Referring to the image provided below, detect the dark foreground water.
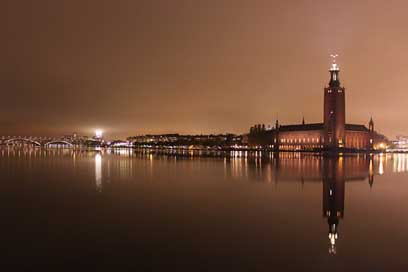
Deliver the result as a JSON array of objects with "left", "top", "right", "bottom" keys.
[{"left": 1, "top": 148, "right": 408, "bottom": 271}]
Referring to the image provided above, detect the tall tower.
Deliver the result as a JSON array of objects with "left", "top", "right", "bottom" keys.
[{"left": 324, "top": 55, "right": 345, "bottom": 149}]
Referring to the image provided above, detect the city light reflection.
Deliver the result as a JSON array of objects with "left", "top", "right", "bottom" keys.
[
  {"left": 393, "top": 153, "right": 408, "bottom": 173},
  {"left": 378, "top": 154, "right": 384, "bottom": 175},
  {"left": 95, "top": 153, "right": 102, "bottom": 192}
]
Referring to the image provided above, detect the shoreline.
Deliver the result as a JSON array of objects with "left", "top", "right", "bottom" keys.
[{"left": 1, "top": 144, "right": 405, "bottom": 154}]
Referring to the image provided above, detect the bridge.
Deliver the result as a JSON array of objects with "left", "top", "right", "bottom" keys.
[{"left": 0, "top": 136, "right": 75, "bottom": 147}]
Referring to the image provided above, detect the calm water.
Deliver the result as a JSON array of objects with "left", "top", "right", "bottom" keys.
[{"left": 1, "top": 148, "right": 408, "bottom": 271}]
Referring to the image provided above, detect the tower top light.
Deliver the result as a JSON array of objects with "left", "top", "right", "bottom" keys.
[
  {"left": 328, "top": 54, "right": 341, "bottom": 87},
  {"left": 330, "top": 54, "right": 339, "bottom": 71}
]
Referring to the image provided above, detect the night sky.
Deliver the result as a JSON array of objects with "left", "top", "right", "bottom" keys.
[{"left": 1, "top": 0, "right": 407, "bottom": 139}]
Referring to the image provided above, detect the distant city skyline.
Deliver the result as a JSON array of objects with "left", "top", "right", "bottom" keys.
[{"left": 1, "top": 0, "right": 407, "bottom": 139}]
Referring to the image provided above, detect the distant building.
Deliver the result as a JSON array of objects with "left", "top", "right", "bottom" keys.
[
  {"left": 249, "top": 60, "right": 386, "bottom": 151},
  {"left": 392, "top": 135, "right": 408, "bottom": 150},
  {"left": 128, "top": 134, "right": 180, "bottom": 144},
  {"left": 127, "top": 133, "right": 242, "bottom": 147}
]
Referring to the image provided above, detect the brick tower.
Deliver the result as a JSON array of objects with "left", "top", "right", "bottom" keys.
[{"left": 324, "top": 55, "right": 345, "bottom": 150}]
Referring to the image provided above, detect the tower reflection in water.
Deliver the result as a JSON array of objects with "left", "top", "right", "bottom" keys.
[
  {"left": 322, "top": 158, "right": 345, "bottom": 255},
  {"left": 244, "top": 153, "right": 377, "bottom": 255},
  {"left": 86, "top": 149, "right": 393, "bottom": 255},
  {"left": 322, "top": 156, "right": 378, "bottom": 254}
]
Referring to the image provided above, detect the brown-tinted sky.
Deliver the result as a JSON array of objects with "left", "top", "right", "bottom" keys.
[{"left": 1, "top": 0, "right": 407, "bottom": 139}]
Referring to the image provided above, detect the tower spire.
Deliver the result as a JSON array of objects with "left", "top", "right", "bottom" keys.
[{"left": 369, "top": 117, "right": 374, "bottom": 132}]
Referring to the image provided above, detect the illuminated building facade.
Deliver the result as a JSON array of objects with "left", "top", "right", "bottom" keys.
[
  {"left": 249, "top": 59, "right": 382, "bottom": 151},
  {"left": 391, "top": 135, "right": 408, "bottom": 151}
]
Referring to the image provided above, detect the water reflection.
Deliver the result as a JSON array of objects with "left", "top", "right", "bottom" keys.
[
  {"left": 221, "top": 153, "right": 383, "bottom": 254},
  {"left": 115, "top": 151, "right": 380, "bottom": 254},
  {"left": 322, "top": 158, "right": 345, "bottom": 254},
  {"left": 0, "top": 147, "right": 408, "bottom": 271},
  {"left": 87, "top": 150, "right": 383, "bottom": 254},
  {"left": 3, "top": 147, "right": 408, "bottom": 261},
  {"left": 95, "top": 153, "right": 102, "bottom": 192},
  {"left": 393, "top": 153, "right": 408, "bottom": 173},
  {"left": 262, "top": 154, "right": 381, "bottom": 254}
]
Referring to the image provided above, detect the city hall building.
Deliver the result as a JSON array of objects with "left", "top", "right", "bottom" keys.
[{"left": 249, "top": 61, "right": 382, "bottom": 151}]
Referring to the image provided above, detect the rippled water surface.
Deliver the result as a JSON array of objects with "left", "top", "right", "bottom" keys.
[{"left": 1, "top": 148, "right": 408, "bottom": 271}]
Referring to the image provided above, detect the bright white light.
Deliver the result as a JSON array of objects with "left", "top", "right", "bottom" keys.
[
  {"left": 95, "top": 129, "right": 103, "bottom": 138},
  {"left": 330, "top": 63, "right": 339, "bottom": 71},
  {"left": 330, "top": 54, "right": 339, "bottom": 71}
]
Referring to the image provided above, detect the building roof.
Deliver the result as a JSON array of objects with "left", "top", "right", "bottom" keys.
[
  {"left": 277, "top": 123, "right": 369, "bottom": 132},
  {"left": 279, "top": 123, "right": 324, "bottom": 132},
  {"left": 345, "top": 124, "right": 369, "bottom": 132}
]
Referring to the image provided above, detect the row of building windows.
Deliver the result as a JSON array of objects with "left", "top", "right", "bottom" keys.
[
  {"left": 280, "top": 145, "right": 323, "bottom": 151},
  {"left": 278, "top": 137, "right": 371, "bottom": 148},
  {"left": 280, "top": 138, "right": 321, "bottom": 144}
]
